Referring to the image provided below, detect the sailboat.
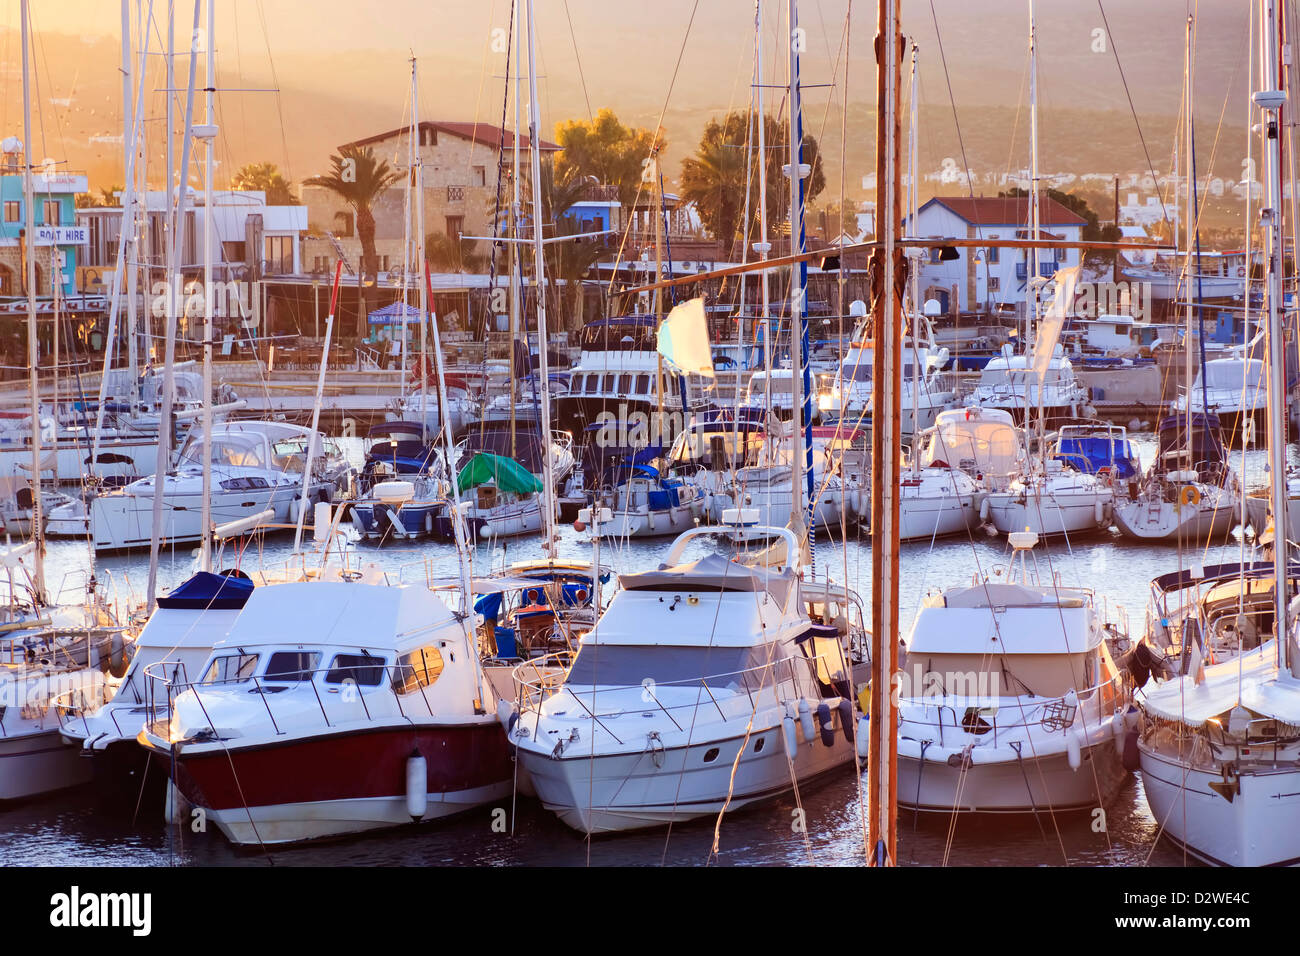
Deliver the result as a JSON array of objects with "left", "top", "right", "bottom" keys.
[
  {"left": 1, "top": 0, "right": 131, "bottom": 801},
  {"left": 1135, "top": 3, "right": 1300, "bottom": 866}
]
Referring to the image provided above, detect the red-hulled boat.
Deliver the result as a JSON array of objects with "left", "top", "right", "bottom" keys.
[{"left": 139, "top": 580, "right": 511, "bottom": 846}]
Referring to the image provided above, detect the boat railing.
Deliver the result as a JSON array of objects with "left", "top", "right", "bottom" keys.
[
  {"left": 512, "top": 650, "right": 843, "bottom": 728},
  {"left": 141, "top": 656, "right": 459, "bottom": 743},
  {"left": 900, "top": 673, "right": 1125, "bottom": 748}
]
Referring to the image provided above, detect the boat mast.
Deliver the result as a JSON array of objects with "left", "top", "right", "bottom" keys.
[
  {"left": 198, "top": 0, "right": 215, "bottom": 572},
  {"left": 868, "top": 0, "right": 902, "bottom": 867},
  {"left": 1258, "top": 0, "right": 1292, "bottom": 674},
  {"left": 145, "top": 0, "right": 201, "bottom": 613},
  {"left": 510, "top": 3, "right": 522, "bottom": 460},
  {"left": 399, "top": 60, "right": 414, "bottom": 400},
  {"left": 1029, "top": 0, "right": 1044, "bottom": 442},
  {"left": 908, "top": 41, "right": 921, "bottom": 469},
  {"left": 524, "top": 0, "right": 558, "bottom": 557},
  {"left": 1184, "top": 15, "right": 1195, "bottom": 453},
  {"left": 756, "top": 0, "right": 773, "bottom": 421},
  {"left": 19, "top": 0, "right": 45, "bottom": 604},
  {"left": 786, "top": 0, "right": 814, "bottom": 545},
  {"left": 414, "top": 60, "right": 429, "bottom": 446}
]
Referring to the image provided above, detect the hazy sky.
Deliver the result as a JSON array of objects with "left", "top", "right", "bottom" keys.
[{"left": 0, "top": 1, "right": 1257, "bottom": 197}]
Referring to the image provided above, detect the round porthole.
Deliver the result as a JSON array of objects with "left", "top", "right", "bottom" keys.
[
  {"left": 703, "top": 747, "right": 720, "bottom": 763},
  {"left": 754, "top": 737, "right": 765, "bottom": 753}
]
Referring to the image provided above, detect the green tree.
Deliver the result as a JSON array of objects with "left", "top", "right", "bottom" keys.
[
  {"left": 999, "top": 187, "right": 1121, "bottom": 270},
  {"left": 231, "top": 162, "right": 298, "bottom": 205},
  {"left": 425, "top": 233, "right": 487, "bottom": 274},
  {"left": 304, "top": 146, "right": 401, "bottom": 339},
  {"left": 554, "top": 108, "right": 664, "bottom": 211},
  {"left": 75, "top": 185, "right": 123, "bottom": 208},
  {"left": 680, "top": 112, "right": 826, "bottom": 259}
]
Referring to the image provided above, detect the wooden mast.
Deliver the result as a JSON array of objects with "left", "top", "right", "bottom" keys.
[{"left": 867, "top": 0, "right": 902, "bottom": 868}]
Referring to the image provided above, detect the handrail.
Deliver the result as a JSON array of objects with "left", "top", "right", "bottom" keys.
[
  {"left": 139, "top": 656, "right": 444, "bottom": 744},
  {"left": 899, "top": 674, "right": 1124, "bottom": 738}
]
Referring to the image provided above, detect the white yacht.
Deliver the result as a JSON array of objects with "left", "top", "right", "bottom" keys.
[
  {"left": 49, "top": 421, "right": 348, "bottom": 552},
  {"left": 968, "top": 345, "right": 1092, "bottom": 428},
  {"left": 137, "top": 580, "right": 513, "bottom": 846},
  {"left": 821, "top": 313, "right": 956, "bottom": 437},
  {"left": 510, "top": 524, "right": 866, "bottom": 834},
  {"left": 897, "top": 531, "right": 1131, "bottom": 813}
]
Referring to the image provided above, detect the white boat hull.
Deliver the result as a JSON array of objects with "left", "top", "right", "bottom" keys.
[
  {"left": 519, "top": 721, "right": 854, "bottom": 834},
  {"left": 1139, "top": 745, "right": 1300, "bottom": 866},
  {"left": 1113, "top": 493, "right": 1240, "bottom": 542},
  {"left": 88, "top": 485, "right": 301, "bottom": 551},
  {"left": 986, "top": 490, "right": 1110, "bottom": 537},
  {"left": 898, "top": 736, "right": 1127, "bottom": 813},
  {"left": 0, "top": 727, "right": 91, "bottom": 801}
]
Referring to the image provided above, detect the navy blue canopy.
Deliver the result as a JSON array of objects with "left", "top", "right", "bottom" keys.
[{"left": 157, "top": 571, "right": 254, "bottom": 610}]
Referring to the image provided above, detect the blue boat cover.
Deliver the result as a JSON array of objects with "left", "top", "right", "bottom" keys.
[
  {"left": 157, "top": 571, "right": 255, "bottom": 610},
  {"left": 1055, "top": 434, "right": 1140, "bottom": 479}
]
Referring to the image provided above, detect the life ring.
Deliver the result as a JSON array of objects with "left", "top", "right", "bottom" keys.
[
  {"left": 525, "top": 587, "right": 542, "bottom": 605},
  {"left": 1179, "top": 484, "right": 1201, "bottom": 508},
  {"left": 1237, "top": 265, "right": 1247, "bottom": 277}
]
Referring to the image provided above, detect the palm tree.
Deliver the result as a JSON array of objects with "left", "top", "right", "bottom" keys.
[
  {"left": 425, "top": 232, "right": 488, "bottom": 274},
  {"left": 231, "top": 161, "right": 298, "bottom": 205},
  {"left": 75, "top": 185, "right": 123, "bottom": 208},
  {"left": 304, "top": 145, "right": 401, "bottom": 340},
  {"left": 680, "top": 112, "right": 826, "bottom": 259}
]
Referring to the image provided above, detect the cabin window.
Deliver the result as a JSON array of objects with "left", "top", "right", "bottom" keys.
[
  {"left": 703, "top": 747, "right": 720, "bottom": 763},
  {"left": 264, "top": 651, "right": 321, "bottom": 683},
  {"left": 618, "top": 374, "right": 632, "bottom": 393},
  {"left": 753, "top": 737, "right": 765, "bottom": 753},
  {"left": 602, "top": 374, "right": 615, "bottom": 391},
  {"left": 325, "top": 653, "right": 387, "bottom": 688},
  {"left": 392, "top": 645, "right": 445, "bottom": 694},
  {"left": 635, "top": 373, "right": 650, "bottom": 394},
  {"left": 201, "top": 653, "right": 260, "bottom": 685}
]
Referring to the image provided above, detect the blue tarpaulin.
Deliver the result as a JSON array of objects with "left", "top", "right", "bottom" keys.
[{"left": 157, "top": 571, "right": 254, "bottom": 610}]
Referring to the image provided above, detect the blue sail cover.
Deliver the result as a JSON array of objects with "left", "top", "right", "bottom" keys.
[
  {"left": 1055, "top": 434, "right": 1140, "bottom": 479},
  {"left": 157, "top": 571, "right": 255, "bottom": 610}
]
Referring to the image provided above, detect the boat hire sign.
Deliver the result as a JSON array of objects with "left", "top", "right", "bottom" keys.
[{"left": 31, "top": 225, "right": 88, "bottom": 246}]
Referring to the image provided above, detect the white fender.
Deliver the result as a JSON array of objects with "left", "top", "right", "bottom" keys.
[
  {"left": 1094, "top": 499, "right": 1104, "bottom": 525},
  {"left": 1112, "top": 714, "right": 1126, "bottom": 755},
  {"left": 856, "top": 716, "right": 871, "bottom": 758},
  {"left": 979, "top": 497, "right": 990, "bottom": 523},
  {"left": 406, "top": 753, "right": 428, "bottom": 820},
  {"left": 312, "top": 501, "right": 332, "bottom": 543},
  {"left": 782, "top": 715, "right": 798, "bottom": 755},
  {"left": 1066, "top": 731, "right": 1082, "bottom": 771},
  {"left": 798, "top": 698, "right": 814, "bottom": 742}
]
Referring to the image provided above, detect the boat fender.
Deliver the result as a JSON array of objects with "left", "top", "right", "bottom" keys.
[
  {"left": 109, "top": 629, "right": 127, "bottom": 678},
  {"left": 838, "top": 698, "right": 854, "bottom": 743},
  {"left": 495, "top": 697, "right": 517, "bottom": 733},
  {"left": 856, "top": 715, "right": 870, "bottom": 758},
  {"left": 406, "top": 752, "right": 429, "bottom": 820},
  {"left": 425, "top": 511, "right": 434, "bottom": 535},
  {"left": 979, "top": 497, "right": 990, "bottom": 523},
  {"left": 1121, "top": 728, "right": 1141, "bottom": 772},
  {"left": 1124, "top": 704, "right": 1141, "bottom": 732},
  {"left": 1094, "top": 500, "right": 1104, "bottom": 526},
  {"left": 1112, "top": 714, "right": 1126, "bottom": 755},
  {"left": 817, "top": 702, "right": 835, "bottom": 747},
  {"left": 1066, "top": 731, "right": 1082, "bottom": 771},
  {"left": 798, "top": 698, "right": 814, "bottom": 742},
  {"left": 782, "top": 715, "right": 798, "bottom": 755}
]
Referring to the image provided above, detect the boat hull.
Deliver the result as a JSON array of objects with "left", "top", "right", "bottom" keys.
[
  {"left": 986, "top": 490, "right": 1110, "bottom": 537},
  {"left": 162, "top": 722, "right": 513, "bottom": 846},
  {"left": 0, "top": 728, "right": 91, "bottom": 801},
  {"left": 1139, "top": 744, "right": 1300, "bottom": 866},
  {"left": 518, "top": 721, "right": 855, "bottom": 834},
  {"left": 898, "top": 738, "right": 1127, "bottom": 813},
  {"left": 1112, "top": 494, "right": 1239, "bottom": 542}
]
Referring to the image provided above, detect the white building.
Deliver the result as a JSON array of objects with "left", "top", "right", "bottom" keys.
[{"left": 904, "top": 195, "right": 1086, "bottom": 314}]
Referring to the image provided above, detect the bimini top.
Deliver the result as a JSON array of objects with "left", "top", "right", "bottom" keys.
[
  {"left": 157, "top": 571, "right": 254, "bottom": 610},
  {"left": 619, "top": 552, "right": 794, "bottom": 604}
]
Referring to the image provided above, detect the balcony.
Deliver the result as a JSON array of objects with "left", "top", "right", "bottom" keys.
[{"left": 446, "top": 186, "right": 465, "bottom": 203}]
